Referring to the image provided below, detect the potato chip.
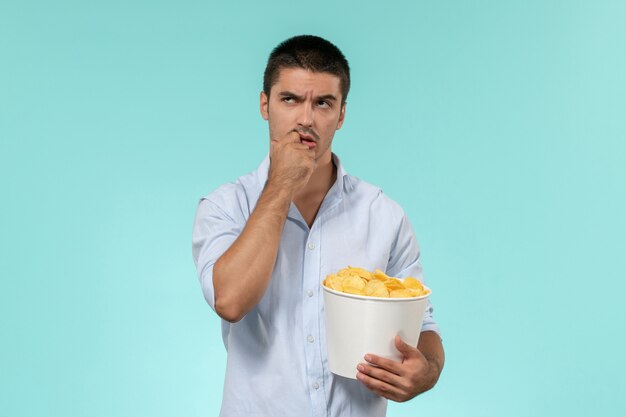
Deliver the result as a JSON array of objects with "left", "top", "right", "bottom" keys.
[
  {"left": 363, "top": 280, "right": 389, "bottom": 298},
  {"left": 389, "top": 289, "right": 414, "bottom": 298},
  {"left": 383, "top": 278, "right": 405, "bottom": 291},
  {"left": 342, "top": 274, "right": 366, "bottom": 295},
  {"left": 406, "top": 288, "right": 423, "bottom": 297},
  {"left": 337, "top": 268, "right": 351, "bottom": 277},
  {"left": 324, "top": 274, "right": 344, "bottom": 291},
  {"left": 373, "top": 269, "right": 392, "bottom": 281},
  {"left": 346, "top": 266, "right": 374, "bottom": 281},
  {"left": 402, "top": 277, "right": 424, "bottom": 291}
]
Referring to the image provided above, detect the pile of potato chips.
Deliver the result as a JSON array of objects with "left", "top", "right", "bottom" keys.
[{"left": 323, "top": 266, "right": 429, "bottom": 298}]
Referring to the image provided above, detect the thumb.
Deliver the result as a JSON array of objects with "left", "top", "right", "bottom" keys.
[{"left": 395, "top": 335, "right": 417, "bottom": 357}]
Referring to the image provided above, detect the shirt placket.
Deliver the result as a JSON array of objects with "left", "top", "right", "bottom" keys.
[{"left": 302, "top": 224, "right": 326, "bottom": 417}]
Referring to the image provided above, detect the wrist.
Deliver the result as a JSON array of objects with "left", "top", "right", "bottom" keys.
[
  {"left": 265, "top": 177, "right": 297, "bottom": 198},
  {"left": 261, "top": 179, "right": 296, "bottom": 212}
]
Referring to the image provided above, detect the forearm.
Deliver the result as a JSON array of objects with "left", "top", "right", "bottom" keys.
[
  {"left": 417, "top": 331, "right": 445, "bottom": 390},
  {"left": 213, "top": 181, "right": 293, "bottom": 322}
]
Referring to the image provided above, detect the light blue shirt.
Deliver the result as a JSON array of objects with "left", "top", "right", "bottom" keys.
[{"left": 192, "top": 154, "right": 440, "bottom": 417}]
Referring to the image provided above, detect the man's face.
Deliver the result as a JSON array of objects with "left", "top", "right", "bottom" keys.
[{"left": 260, "top": 67, "right": 346, "bottom": 164}]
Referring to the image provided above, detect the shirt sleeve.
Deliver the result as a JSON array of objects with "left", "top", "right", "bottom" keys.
[
  {"left": 386, "top": 213, "right": 441, "bottom": 337},
  {"left": 192, "top": 197, "right": 244, "bottom": 311}
]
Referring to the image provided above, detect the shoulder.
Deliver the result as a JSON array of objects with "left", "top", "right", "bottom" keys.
[{"left": 198, "top": 169, "right": 262, "bottom": 222}]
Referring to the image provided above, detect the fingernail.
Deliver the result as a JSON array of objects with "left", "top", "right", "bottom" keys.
[
  {"left": 357, "top": 364, "right": 364, "bottom": 371},
  {"left": 364, "top": 355, "right": 371, "bottom": 362}
]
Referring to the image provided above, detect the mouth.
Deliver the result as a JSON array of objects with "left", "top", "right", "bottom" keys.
[
  {"left": 296, "top": 129, "right": 318, "bottom": 149},
  {"left": 299, "top": 136, "right": 317, "bottom": 149}
]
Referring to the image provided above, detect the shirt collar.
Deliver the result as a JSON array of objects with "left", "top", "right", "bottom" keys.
[{"left": 256, "top": 152, "right": 348, "bottom": 199}]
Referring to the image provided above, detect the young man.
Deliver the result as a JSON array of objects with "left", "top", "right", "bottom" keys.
[{"left": 192, "top": 35, "right": 444, "bottom": 416}]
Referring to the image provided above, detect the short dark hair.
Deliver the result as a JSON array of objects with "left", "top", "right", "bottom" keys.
[{"left": 263, "top": 35, "right": 351, "bottom": 105}]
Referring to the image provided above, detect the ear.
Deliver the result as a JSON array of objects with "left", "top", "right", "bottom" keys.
[
  {"left": 260, "top": 91, "right": 269, "bottom": 120},
  {"left": 336, "top": 102, "right": 347, "bottom": 130}
]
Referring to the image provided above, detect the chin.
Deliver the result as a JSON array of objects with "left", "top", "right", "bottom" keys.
[{"left": 315, "top": 149, "right": 332, "bottom": 162}]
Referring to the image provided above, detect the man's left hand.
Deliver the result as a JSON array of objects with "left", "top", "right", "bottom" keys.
[{"left": 356, "top": 334, "right": 441, "bottom": 402}]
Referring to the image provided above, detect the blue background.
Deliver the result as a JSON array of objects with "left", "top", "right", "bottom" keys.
[{"left": 1, "top": 1, "right": 625, "bottom": 416}]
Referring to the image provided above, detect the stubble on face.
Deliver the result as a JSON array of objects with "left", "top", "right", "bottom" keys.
[
  {"left": 293, "top": 126, "right": 320, "bottom": 141},
  {"left": 262, "top": 69, "right": 345, "bottom": 164}
]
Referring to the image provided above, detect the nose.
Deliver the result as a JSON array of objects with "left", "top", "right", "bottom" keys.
[{"left": 297, "top": 102, "right": 314, "bottom": 128}]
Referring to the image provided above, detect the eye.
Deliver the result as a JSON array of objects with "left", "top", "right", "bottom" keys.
[
  {"left": 282, "top": 97, "right": 296, "bottom": 104},
  {"left": 317, "top": 100, "right": 331, "bottom": 108}
]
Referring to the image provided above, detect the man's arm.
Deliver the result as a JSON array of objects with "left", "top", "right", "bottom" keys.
[
  {"left": 356, "top": 331, "right": 444, "bottom": 402},
  {"left": 212, "top": 131, "right": 315, "bottom": 322},
  {"left": 417, "top": 331, "right": 445, "bottom": 388}
]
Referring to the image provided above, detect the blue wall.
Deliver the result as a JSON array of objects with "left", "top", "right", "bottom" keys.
[{"left": 1, "top": 1, "right": 625, "bottom": 416}]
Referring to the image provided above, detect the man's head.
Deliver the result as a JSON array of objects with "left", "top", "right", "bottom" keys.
[
  {"left": 263, "top": 35, "right": 350, "bottom": 106},
  {"left": 260, "top": 36, "right": 350, "bottom": 164}
]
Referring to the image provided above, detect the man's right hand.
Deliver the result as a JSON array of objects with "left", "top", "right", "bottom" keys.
[
  {"left": 213, "top": 130, "right": 313, "bottom": 323},
  {"left": 268, "top": 130, "right": 316, "bottom": 193}
]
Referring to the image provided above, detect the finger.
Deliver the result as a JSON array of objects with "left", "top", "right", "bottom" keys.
[
  {"left": 288, "top": 142, "right": 312, "bottom": 151},
  {"left": 357, "top": 362, "right": 409, "bottom": 391},
  {"left": 364, "top": 354, "right": 404, "bottom": 376},
  {"left": 279, "top": 130, "right": 302, "bottom": 143},
  {"left": 395, "top": 335, "right": 419, "bottom": 358},
  {"left": 356, "top": 370, "right": 405, "bottom": 401},
  {"left": 270, "top": 130, "right": 298, "bottom": 143},
  {"left": 287, "top": 144, "right": 317, "bottom": 161}
]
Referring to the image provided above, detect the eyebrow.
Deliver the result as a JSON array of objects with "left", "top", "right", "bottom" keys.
[{"left": 278, "top": 91, "right": 338, "bottom": 101}]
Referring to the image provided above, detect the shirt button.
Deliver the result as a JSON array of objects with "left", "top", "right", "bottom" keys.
[
  {"left": 312, "top": 382, "right": 319, "bottom": 390},
  {"left": 307, "top": 290, "right": 314, "bottom": 297},
  {"left": 307, "top": 335, "right": 315, "bottom": 343},
  {"left": 307, "top": 243, "right": 315, "bottom": 250}
]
